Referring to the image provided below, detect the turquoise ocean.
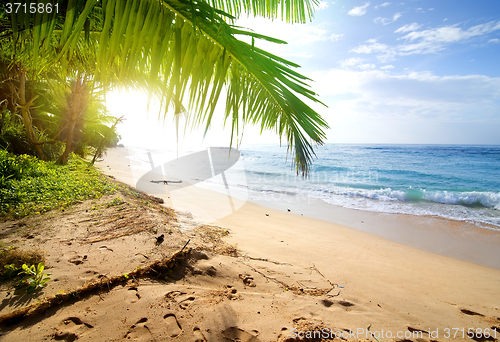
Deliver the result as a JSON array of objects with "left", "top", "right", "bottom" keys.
[
  {"left": 128, "top": 144, "right": 500, "bottom": 230},
  {"left": 234, "top": 144, "right": 500, "bottom": 229}
]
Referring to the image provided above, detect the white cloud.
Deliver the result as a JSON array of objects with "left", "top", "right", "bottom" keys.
[
  {"left": 374, "top": 2, "right": 390, "bottom": 9},
  {"left": 318, "top": 1, "right": 329, "bottom": 10},
  {"left": 350, "top": 39, "right": 396, "bottom": 62},
  {"left": 234, "top": 17, "right": 342, "bottom": 52},
  {"left": 374, "top": 12, "right": 402, "bottom": 25},
  {"left": 341, "top": 57, "right": 365, "bottom": 67},
  {"left": 395, "top": 22, "right": 421, "bottom": 33},
  {"left": 306, "top": 69, "right": 500, "bottom": 144},
  {"left": 351, "top": 40, "right": 388, "bottom": 54},
  {"left": 312, "top": 69, "right": 500, "bottom": 107},
  {"left": 353, "top": 20, "right": 500, "bottom": 60},
  {"left": 402, "top": 21, "right": 500, "bottom": 43},
  {"left": 288, "top": 26, "right": 343, "bottom": 45},
  {"left": 380, "top": 65, "right": 394, "bottom": 70},
  {"left": 489, "top": 38, "right": 500, "bottom": 44},
  {"left": 398, "top": 21, "right": 500, "bottom": 54},
  {"left": 340, "top": 57, "right": 375, "bottom": 69},
  {"left": 330, "top": 33, "right": 344, "bottom": 41},
  {"left": 358, "top": 63, "right": 376, "bottom": 69},
  {"left": 348, "top": 2, "right": 370, "bottom": 16}
]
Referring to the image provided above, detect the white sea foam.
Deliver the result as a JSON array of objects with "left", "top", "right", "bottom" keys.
[{"left": 123, "top": 145, "right": 500, "bottom": 229}]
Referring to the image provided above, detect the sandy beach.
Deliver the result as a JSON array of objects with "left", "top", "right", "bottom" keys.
[{"left": 0, "top": 147, "right": 499, "bottom": 341}]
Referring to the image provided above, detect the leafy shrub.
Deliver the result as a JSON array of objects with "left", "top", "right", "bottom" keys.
[
  {"left": 3, "top": 262, "right": 51, "bottom": 294},
  {"left": 0, "top": 119, "right": 34, "bottom": 156},
  {"left": 0, "top": 111, "right": 62, "bottom": 158},
  {"left": 0, "top": 149, "right": 44, "bottom": 183},
  {"left": 107, "top": 196, "right": 125, "bottom": 207},
  {"left": 0, "top": 150, "right": 117, "bottom": 218}
]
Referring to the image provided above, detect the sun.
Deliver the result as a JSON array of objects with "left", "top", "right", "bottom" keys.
[
  {"left": 104, "top": 88, "right": 182, "bottom": 149},
  {"left": 104, "top": 88, "right": 281, "bottom": 151}
]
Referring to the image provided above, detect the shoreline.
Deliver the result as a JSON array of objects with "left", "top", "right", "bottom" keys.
[
  {"left": 248, "top": 194, "right": 500, "bottom": 270},
  {"left": 97, "top": 146, "right": 500, "bottom": 270}
]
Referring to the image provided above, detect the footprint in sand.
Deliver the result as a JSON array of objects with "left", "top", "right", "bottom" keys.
[
  {"left": 68, "top": 255, "right": 87, "bottom": 265},
  {"left": 55, "top": 316, "right": 93, "bottom": 341},
  {"left": 126, "top": 286, "right": 141, "bottom": 303},
  {"left": 54, "top": 330, "right": 78, "bottom": 342},
  {"left": 239, "top": 274, "right": 256, "bottom": 287},
  {"left": 460, "top": 308, "right": 485, "bottom": 317},
  {"left": 165, "top": 290, "right": 187, "bottom": 300},
  {"left": 223, "top": 285, "right": 241, "bottom": 300},
  {"left": 321, "top": 299, "right": 334, "bottom": 307},
  {"left": 124, "top": 318, "right": 156, "bottom": 342},
  {"left": 222, "top": 327, "right": 261, "bottom": 342},
  {"left": 179, "top": 296, "right": 196, "bottom": 310},
  {"left": 62, "top": 317, "right": 94, "bottom": 328},
  {"left": 193, "top": 261, "right": 217, "bottom": 276},
  {"left": 164, "top": 313, "right": 182, "bottom": 337},
  {"left": 407, "top": 326, "right": 429, "bottom": 336},
  {"left": 193, "top": 327, "right": 207, "bottom": 342},
  {"left": 338, "top": 300, "right": 355, "bottom": 307}
]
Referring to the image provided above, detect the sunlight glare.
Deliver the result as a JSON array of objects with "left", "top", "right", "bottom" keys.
[{"left": 105, "top": 89, "right": 279, "bottom": 151}]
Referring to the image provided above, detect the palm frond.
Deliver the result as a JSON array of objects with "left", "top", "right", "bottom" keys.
[
  {"left": 207, "top": 0, "right": 320, "bottom": 23},
  {"left": 2, "top": 0, "right": 328, "bottom": 175}
]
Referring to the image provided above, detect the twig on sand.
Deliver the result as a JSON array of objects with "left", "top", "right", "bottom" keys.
[
  {"left": 150, "top": 180, "right": 182, "bottom": 185},
  {"left": 241, "top": 255, "right": 291, "bottom": 266},
  {"left": 245, "top": 264, "right": 289, "bottom": 288},
  {"left": 181, "top": 239, "right": 191, "bottom": 253},
  {"left": 0, "top": 247, "right": 192, "bottom": 325},
  {"left": 328, "top": 290, "right": 342, "bottom": 298},
  {"left": 310, "top": 264, "right": 339, "bottom": 296}
]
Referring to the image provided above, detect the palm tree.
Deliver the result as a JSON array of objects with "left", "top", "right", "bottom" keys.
[
  {"left": 2, "top": 0, "right": 328, "bottom": 175},
  {"left": 0, "top": 39, "right": 56, "bottom": 159}
]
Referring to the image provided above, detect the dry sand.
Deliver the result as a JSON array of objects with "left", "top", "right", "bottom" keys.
[{"left": 0, "top": 147, "right": 499, "bottom": 342}]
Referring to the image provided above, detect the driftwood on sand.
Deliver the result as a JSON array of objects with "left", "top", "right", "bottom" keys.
[{"left": 0, "top": 246, "right": 192, "bottom": 325}]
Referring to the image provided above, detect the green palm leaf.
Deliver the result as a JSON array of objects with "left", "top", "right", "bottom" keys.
[
  {"left": 207, "top": 0, "right": 319, "bottom": 23},
  {"left": 2, "top": 0, "right": 328, "bottom": 175}
]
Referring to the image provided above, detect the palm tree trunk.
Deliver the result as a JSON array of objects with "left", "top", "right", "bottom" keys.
[
  {"left": 58, "top": 116, "right": 77, "bottom": 164},
  {"left": 18, "top": 71, "right": 46, "bottom": 160},
  {"left": 57, "top": 77, "right": 88, "bottom": 164},
  {"left": 90, "top": 116, "right": 123, "bottom": 166}
]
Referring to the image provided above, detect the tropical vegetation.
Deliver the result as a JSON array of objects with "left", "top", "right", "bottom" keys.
[
  {"left": 0, "top": 0, "right": 328, "bottom": 175},
  {"left": 0, "top": 149, "right": 116, "bottom": 218}
]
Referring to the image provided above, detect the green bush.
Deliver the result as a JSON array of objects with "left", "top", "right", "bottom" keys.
[
  {"left": 0, "top": 150, "right": 116, "bottom": 218},
  {"left": 3, "top": 262, "right": 51, "bottom": 294},
  {"left": 0, "top": 119, "right": 34, "bottom": 156},
  {"left": 0, "top": 149, "right": 43, "bottom": 179}
]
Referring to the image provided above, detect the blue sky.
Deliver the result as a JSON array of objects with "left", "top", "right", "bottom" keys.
[
  {"left": 113, "top": 0, "right": 500, "bottom": 148},
  {"left": 234, "top": 0, "right": 500, "bottom": 145}
]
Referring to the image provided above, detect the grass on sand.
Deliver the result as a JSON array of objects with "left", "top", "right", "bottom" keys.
[{"left": 0, "top": 150, "right": 117, "bottom": 219}]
